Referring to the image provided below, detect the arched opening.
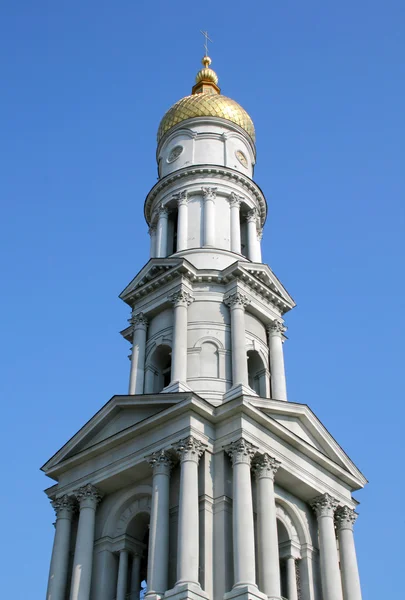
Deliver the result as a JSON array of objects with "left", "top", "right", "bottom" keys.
[
  {"left": 277, "top": 519, "right": 290, "bottom": 598},
  {"left": 115, "top": 511, "right": 150, "bottom": 600},
  {"left": 167, "top": 207, "right": 178, "bottom": 255},
  {"left": 200, "top": 341, "right": 219, "bottom": 378},
  {"left": 247, "top": 350, "right": 268, "bottom": 396},
  {"left": 145, "top": 344, "right": 172, "bottom": 393}
]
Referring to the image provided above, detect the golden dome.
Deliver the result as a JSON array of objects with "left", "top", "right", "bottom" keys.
[{"left": 157, "top": 56, "right": 255, "bottom": 144}]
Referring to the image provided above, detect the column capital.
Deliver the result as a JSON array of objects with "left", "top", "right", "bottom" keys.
[
  {"left": 75, "top": 484, "right": 103, "bottom": 509},
  {"left": 253, "top": 453, "right": 281, "bottom": 480},
  {"left": 224, "top": 291, "right": 250, "bottom": 310},
  {"left": 158, "top": 203, "right": 170, "bottom": 217},
  {"left": 335, "top": 506, "right": 358, "bottom": 531},
  {"left": 129, "top": 311, "right": 148, "bottom": 330},
  {"left": 172, "top": 435, "right": 207, "bottom": 464},
  {"left": 169, "top": 289, "right": 194, "bottom": 307},
  {"left": 146, "top": 449, "right": 173, "bottom": 475},
  {"left": 268, "top": 320, "right": 287, "bottom": 336},
  {"left": 224, "top": 437, "right": 258, "bottom": 467},
  {"left": 311, "top": 493, "right": 339, "bottom": 518},
  {"left": 246, "top": 208, "right": 258, "bottom": 224},
  {"left": 202, "top": 186, "right": 217, "bottom": 201},
  {"left": 51, "top": 494, "right": 77, "bottom": 519},
  {"left": 173, "top": 190, "right": 188, "bottom": 206},
  {"left": 228, "top": 192, "right": 243, "bottom": 208}
]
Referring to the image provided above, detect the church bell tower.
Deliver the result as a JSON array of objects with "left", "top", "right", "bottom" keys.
[{"left": 43, "top": 54, "right": 367, "bottom": 600}]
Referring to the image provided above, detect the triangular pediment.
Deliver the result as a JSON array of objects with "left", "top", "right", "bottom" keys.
[
  {"left": 221, "top": 262, "right": 296, "bottom": 312},
  {"left": 119, "top": 258, "right": 189, "bottom": 304},
  {"left": 42, "top": 394, "right": 191, "bottom": 474},
  {"left": 249, "top": 398, "right": 366, "bottom": 484}
]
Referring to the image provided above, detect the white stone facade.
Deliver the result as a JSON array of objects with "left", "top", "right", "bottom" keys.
[{"left": 43, "top": 69, "right": 366, "bottom": 600}]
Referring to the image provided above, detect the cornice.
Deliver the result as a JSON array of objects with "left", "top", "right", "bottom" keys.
[
  {"left": 119, "top": 258, "right": 294, "bottom": 315},
  {"left": 144, "top": 165, "right": 267, "bottom": 227}
]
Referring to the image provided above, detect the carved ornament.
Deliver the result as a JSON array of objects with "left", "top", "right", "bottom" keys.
[
  {"left": 169, "top": 290, "right": 194, "bottom": 307},
  {"left": 224, "top": 437, "right": 258, "bottom": 467},
  {"left": 253, "top": 453, "right": 281, "bottom": 480},
  {"left": 74, "top": 484, "right": 103, "bottom": 509},
  {"left": 173, "top": 436, "right": 207, "bottom": 464},
  {"left": 335, "top": 505, "right": 358, "bottom": 531},
  {"left": 224, "top": 291, "right": 250, "bottom": 309},
  {"left": 51, "top": 494, "right": 76, "bottom": 518},
  {"left": 311, "top": 493, "right": 339, "bottom": 518},
  {"left": 146, "top": 449, "right": 173, "bottom": 475}
]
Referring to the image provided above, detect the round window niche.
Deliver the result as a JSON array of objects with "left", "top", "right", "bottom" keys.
[
  {"left": 167, "top": 145, "right": 184, "bottom": 163},
  {"left": 235, "top": 149, "right": 248, "bottom": 168}
]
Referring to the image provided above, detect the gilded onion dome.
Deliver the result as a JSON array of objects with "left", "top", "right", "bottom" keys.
[{"left": 157, "top": 56, "right": 255, "bottom": 144}]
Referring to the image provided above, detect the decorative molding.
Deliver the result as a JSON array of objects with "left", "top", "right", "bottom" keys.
[
  {"left": 246, "top": 208, "right": 258, "bottom": 224},
  {"left": 157, "top": 204, "right": 170, "bottom": 217},
  {"left": 268, "top": 320, "right": 287, "bottom": 336},
  {"left": 224, "top": 291, "right": 250, "bottom": 309},
  {"left": 311, "top": 493, "right": 339, "bottom": 518},
  {"left": 173, "top": 435, "right": 207, "bottom": 464},
  {"left": 148, "top": 225, "right": 157, "bottom": 236},
  {"left": 173, "top": 190, "right": 188, "bottom": 206},
  {"left": 116, "top": 496, "right": 152, "bottom": 533},
  {"left": 253, "top": 453, "right": 281, "bottom": 480},
  {"left": 74, "top": 484, "right": 103, "bottom": 509},
  {"left": 144, "top": 165, "right": 267, "bottom": 227},
  {"left": 202, "top": 186, "right": 217, "bottom": 201},
  {"left": 335, "top": 505, "right": 358, "bottom": 531},
  {"left": 228, "top": 192, "right": 243, "bottom": 208},
  {"left": 224, "top": 437, "right": 258, "bottom": 467},
  {"left": 169, "top": 289, "right": 194, "bottom": 307},
  {"left": 145, "top": 449, "right": 173, "bottom": 475},
  {"left": 129, "top": 311, "right": 148, "bottom": 329},
  {"left": 51, "top": 494, "right": 76, "bottom": 518}
]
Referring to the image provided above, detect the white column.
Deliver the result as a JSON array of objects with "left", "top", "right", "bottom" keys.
[
  {"left": 116, "top": 550, "right": 129, "bottom": 600},
  {"left": 229, "top": 193, "right": 242, "bottom": 253},
  {"left": 335, "top": 507, "right": 362, "bottom": 600},
  {"left": 149, "top": 225, "right": 157, "bottom": 258},
  {"left": 253, "top": 454, "right": 281, "bottom": 597},
  {"left": 225, "top": 438, "right": 258, "bottom": 589},
  {"left": 225, "top": 292, "right": 250, "bottom": 388},
  {"left": 175, "top": 191, "right": 188, "bottom": 251},
  {"left": 156, "top": 205, "right": 169, "bottom": 258},
  {"left": 311, "top": 494, "right": 343, "bottom": 600},
  {"left": 173, "top": 436, "right": 207, "bottom": 587},
  {"left": 256, "top": 229, "right": 263, "bottom": 262},
  {"left": 246, "top": 209, "right": 260, "bottom": 262},
  {"left": 70, "top": 484, "right": 103, "bottom": 600},
  {"left": 130, "top": 553, "right": 142, "bottom": 600},
  {"left": 169, "top": 290, "right": 193, "bottom": 385},
  {"left": 47, "top": 495, "right": 76, "bottom": 600},
  {"left": 268, "top": 321, "right": 288, "bottom": 401},
  {"left": 286, "top": 557, "right": 299, "bottom": 600},
  {"left": 128, "top": 312, "right": 148, "bottom": 395},
  {"left": 202, "top": 187, "right": 217, "bottom": 247},
  {"left": 145, "top": 450, "right": 173, "bottom": 597}
]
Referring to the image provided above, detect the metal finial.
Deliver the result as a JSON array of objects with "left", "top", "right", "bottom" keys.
[{"left": 200, "top": 30, "right": 213, "bottom": 57}]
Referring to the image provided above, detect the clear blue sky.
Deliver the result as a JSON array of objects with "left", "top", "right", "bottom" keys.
[{"left": 1, "top": 1, "right": 404, "bottom": 597}]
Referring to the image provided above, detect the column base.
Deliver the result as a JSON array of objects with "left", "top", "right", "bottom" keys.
[
  {"left": 164, "top": 582, "right": 209, "bottom": 600},
  {"left": 224, "top": 584, "right": 268, "bottom": 600},
  {"left": 162, "top": 380, "right": 193, "bottom": 394},
  {"left": 145, "top": 593, "right": 165, "bottom": 600},
  {"left": 224, "top": 383, "right": 257, "bottom": 402}
]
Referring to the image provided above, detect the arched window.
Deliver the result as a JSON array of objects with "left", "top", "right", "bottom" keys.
[
  {"left": 247, "top": 350, "right": 268, "bottom": 397},
  {"left": 114, "top": 511, "right": 150, "bottom": 600},
  {"left": 200, "top": 341, "right": 219, "bottom": 378},
  {"left": 145, "top": 344, "right": 172, "bottom": 393}
]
